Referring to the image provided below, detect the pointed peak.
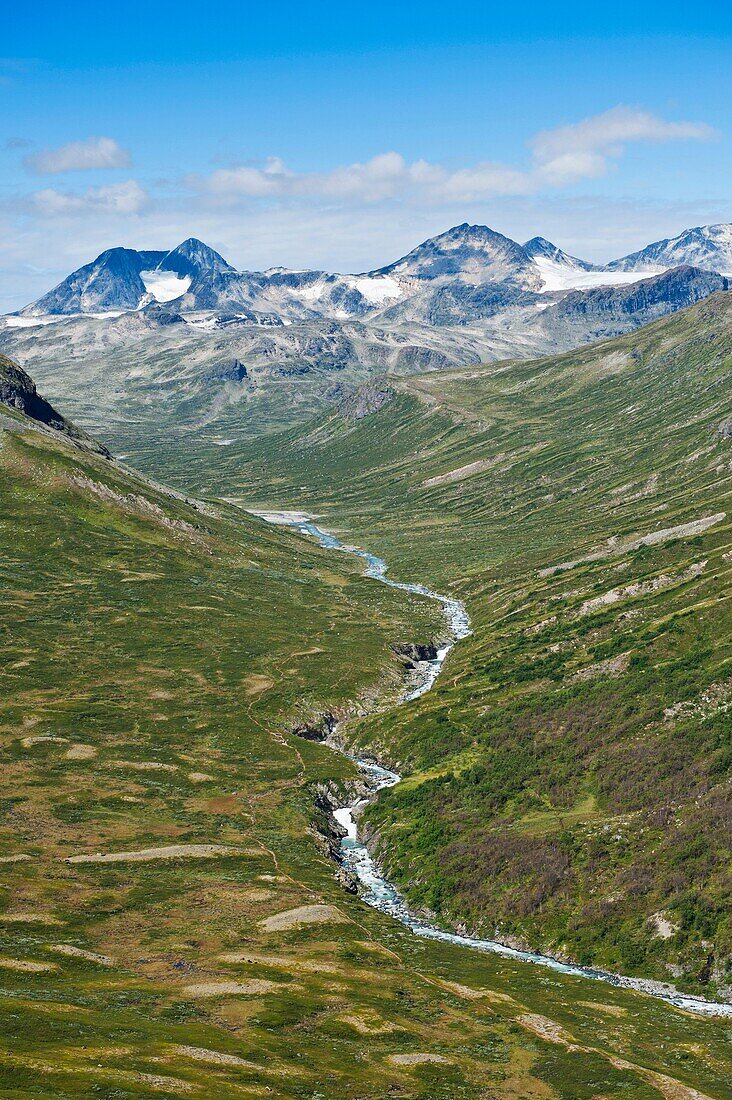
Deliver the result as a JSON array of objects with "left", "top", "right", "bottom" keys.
[
  {"left": 523, "top": 235, "right": 556, "bottom": 253},
  {"left": 172, "top": 236, "right": 218, "bottom": 255},
  {"left": 375, "top": 223, "right": 530, "bottom": 280},
  {"left": 159, "top": 238, "right": 235, "bottom": 278},
  {"left": 523, "top": 236, "right": 595, "bottom": 272}
]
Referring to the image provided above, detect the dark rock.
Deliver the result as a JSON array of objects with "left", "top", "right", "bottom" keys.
[
  {"left": 0, "top": 353, "right": 109, "bottom": 455},
  {"left": 291, "top": 713, "right": 336, "bottom": 742},
  {"left": 337, "top": 381, "right": 394, "bottom": 420},
  {"left": 142, "top": 303, "right": 185, "bottom": 326},
  {"left": 392, "top": 642, "right": 439, "bottom": 668},
  {"left": 203, "top": 359, "right": 249, "bottom": 384},
  {"left": 697, "top": 953, "right": 714, "bottom": 984}
]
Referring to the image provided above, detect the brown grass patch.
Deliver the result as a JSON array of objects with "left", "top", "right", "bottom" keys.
[
  {"left": 242, "top": 674, "right": 275, "bottom": 696},
  {"left": 258, "top": 904, "right": 348, "bottom": 932},
  {"left": 64, "top": 844, "right": 254, "bottom": 864},
  {"left": 182, "top": 979, "right": 281, "bottom": 999},
  {"left": 0, "top": 957, "right": 57, "bottom": 973}
]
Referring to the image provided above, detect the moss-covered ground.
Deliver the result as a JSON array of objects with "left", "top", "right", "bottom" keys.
[
  {"left": 2, "top": 294, "right": 732, "bottom": 1095},
  {"left": 183, "top": 292, "right": 732, "bottom": 1010}
]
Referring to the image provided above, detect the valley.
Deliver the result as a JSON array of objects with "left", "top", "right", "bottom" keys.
[
  {"left": 168, "top": 292, "right": 732, "bottom": 1009},
  {"left": 5, "top": 5, "right": 732, "bottom": 1094},
  {"left": 1, "top": 239, "right": 731, "bottom": 1098}
]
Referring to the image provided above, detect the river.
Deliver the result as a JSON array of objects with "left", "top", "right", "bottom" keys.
[{"left": 252, "top": 509, "right": 732, "bottom": 1019}]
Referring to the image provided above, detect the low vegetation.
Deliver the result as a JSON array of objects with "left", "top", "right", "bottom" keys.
[
  {"left": 200, "top": 291, "right": 732, "bottom": 1004},
  {"left": 3, "top": 291, "right": 731, "bottom": 1097}
]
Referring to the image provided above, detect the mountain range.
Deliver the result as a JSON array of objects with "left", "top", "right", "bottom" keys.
[
  {"left": 2, "top": 222, "right": 731, "bottom": 460},
  {"left": 14, "top": 221, "right": 732, "bottom": 322}
]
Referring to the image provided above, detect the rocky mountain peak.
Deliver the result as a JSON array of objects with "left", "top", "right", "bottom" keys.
[
  {"left": 608, "top": 223, "right": 732, "bottom": 274},
  {"left": 158, "top": 238, "right": 235, "bottom": 278},
  {"left": 523, "top": 236, "right": 595, "bottom": 272},
  {"left": 376, "top": 222, "right": 537, "bottom": 284}
]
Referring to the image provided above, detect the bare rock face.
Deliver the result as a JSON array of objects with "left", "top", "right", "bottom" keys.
[
  {"left": 608, "top": 223, "right": 732, "bottom": 273},
  {"left": 0, "top": 353, "right": 108, "bottom": 454},
  {"left": 553, "top": 266, "right": 729, "bottom": 320},
  {"left": 337, "top": 381, "right": 394, "bottom": 421},
  {"left": 22, "top": 247, "right": 166, "bottom": 316},
  {"left": 392, "top": 642, "right": 439, "bottom": 668}
]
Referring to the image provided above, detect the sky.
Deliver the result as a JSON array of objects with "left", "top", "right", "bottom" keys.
[{"left": 1, "top": 0, "right": 731, "bottom": 311}]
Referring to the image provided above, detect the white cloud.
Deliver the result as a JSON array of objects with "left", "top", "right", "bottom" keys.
[
  {"left": 432, "top": 162, "right": 534, "bottom": 202},
  {"left": 194, "top": 108, "right": 712, "bottom": 207},
  {"left": 312, "top": 152, "right": 417, "bottom": 201},
  {"left": 536, "top": 151, "right": 609, "bottom": 187},
  {"left": 205, "top": 157, "right": 292, "bottom": 198},
  {"left": 32, "top": 180, "right": 148, "bottom": 216},
  {"left": 25, "top": 136, "right": 132, "bottom": 174},
  {"left": 0, "top": 104, "right": 719, "bottom": 312},
  {"left": 200, "top": 151, "right": 533, "bottom": 205},
  {"left": 532, "top": 107, "right": 715, "bottom": 185}
]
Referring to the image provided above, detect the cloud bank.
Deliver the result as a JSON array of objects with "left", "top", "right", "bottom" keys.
[
  {"left": 32, "top": 180, "right": 147, "bottom": 216},
  {"left": 195, "top": 107, "right": 714, "bottom": 205},
  {"left": 25, "top": 136, "right": 132, "bottom": 174},
  {"left": 25, "top": 109, "right": 713, "bottom": 219}
]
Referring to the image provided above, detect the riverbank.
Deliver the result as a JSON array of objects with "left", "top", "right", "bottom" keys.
[{"left": 254, "top": 509, "right": 732, "bottom": 1020}]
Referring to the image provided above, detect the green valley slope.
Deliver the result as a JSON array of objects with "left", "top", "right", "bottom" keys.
[
  {"left": 205, "top": 291, "right": 732, "bottom": 1002},
  {"left": 7, "top": 356, "right": 732, "bottom": 1097}
]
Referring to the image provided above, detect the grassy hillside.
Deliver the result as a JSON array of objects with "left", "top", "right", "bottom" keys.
[
  {"left": 6, "top": 365, "right": 731, "bottom": 1097},
  {"left": 201, "top": 292, "right": 732, "bottom": 1002}
]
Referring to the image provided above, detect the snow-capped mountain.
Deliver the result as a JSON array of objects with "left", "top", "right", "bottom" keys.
[
  {"left": 4, "top": 251, "right": 729, "bottom": 458},
  {"left": 25, "top": 247, "right": 168, "bottom": 316},
  {"left": 523, "top": 236, "right": 596, "bottom": 272},
  {"left": 376, "top": 223, "right": 541, "bottom": 287},
  {"left": 13, "top": 222, "right": 732, "bottom": 334},
  {"left": 138, "top": 238, "right": 237, "bottom": 307},
  {"left": 22, "top": 239, "right": 237, "bottom": 317},
  {"left": 4, "top": 220, "right": 731, "bottom": 473},
  {"left": 608, "top": 224, "right": 732, "bottom": 274}
]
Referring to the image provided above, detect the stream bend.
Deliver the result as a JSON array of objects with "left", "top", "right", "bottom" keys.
[{"left": 253, "top": 510, "right": 732, "bottom": 1019}]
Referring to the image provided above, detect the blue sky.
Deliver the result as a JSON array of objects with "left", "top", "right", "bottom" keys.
[{"left": 1, "top": 1, "right": 731, "bottom": 310}]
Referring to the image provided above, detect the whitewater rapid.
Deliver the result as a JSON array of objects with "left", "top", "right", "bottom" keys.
[{"left": 253, "top": 510, "right": 732, "bottom": 1019}]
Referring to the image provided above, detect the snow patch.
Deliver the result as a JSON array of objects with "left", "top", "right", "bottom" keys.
[
  {"left": 3, "top": 314, "right": 68, "bottom": 328},
  {"left": 534, "top": 257, "right": 664, "bottom": 294},
  {"left": 4, "top": 310, "right": 129, "bottom": 327},
  {"left": 140, "top": 270, "right": 191, "bottom": 303},
  {"left": 347, "top": 275, "right": 403, "bottom": 305},
  {"left": 298, "top": 281, "right": 327, "bottom": 302}
]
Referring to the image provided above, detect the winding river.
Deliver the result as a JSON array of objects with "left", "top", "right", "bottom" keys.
[{"left": 253, "top": 510, "right": 732, "bottom": 1019}]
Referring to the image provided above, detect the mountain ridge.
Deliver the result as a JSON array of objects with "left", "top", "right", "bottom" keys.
[
  {"left": 16, "top": 220, "right": 732, "bottom": 322},
  {"left": 0, "top": 352, "right": 108, "bottom": 453},
  {"left": 608, "top": 223, "right": 732, "bottom": 274}
]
